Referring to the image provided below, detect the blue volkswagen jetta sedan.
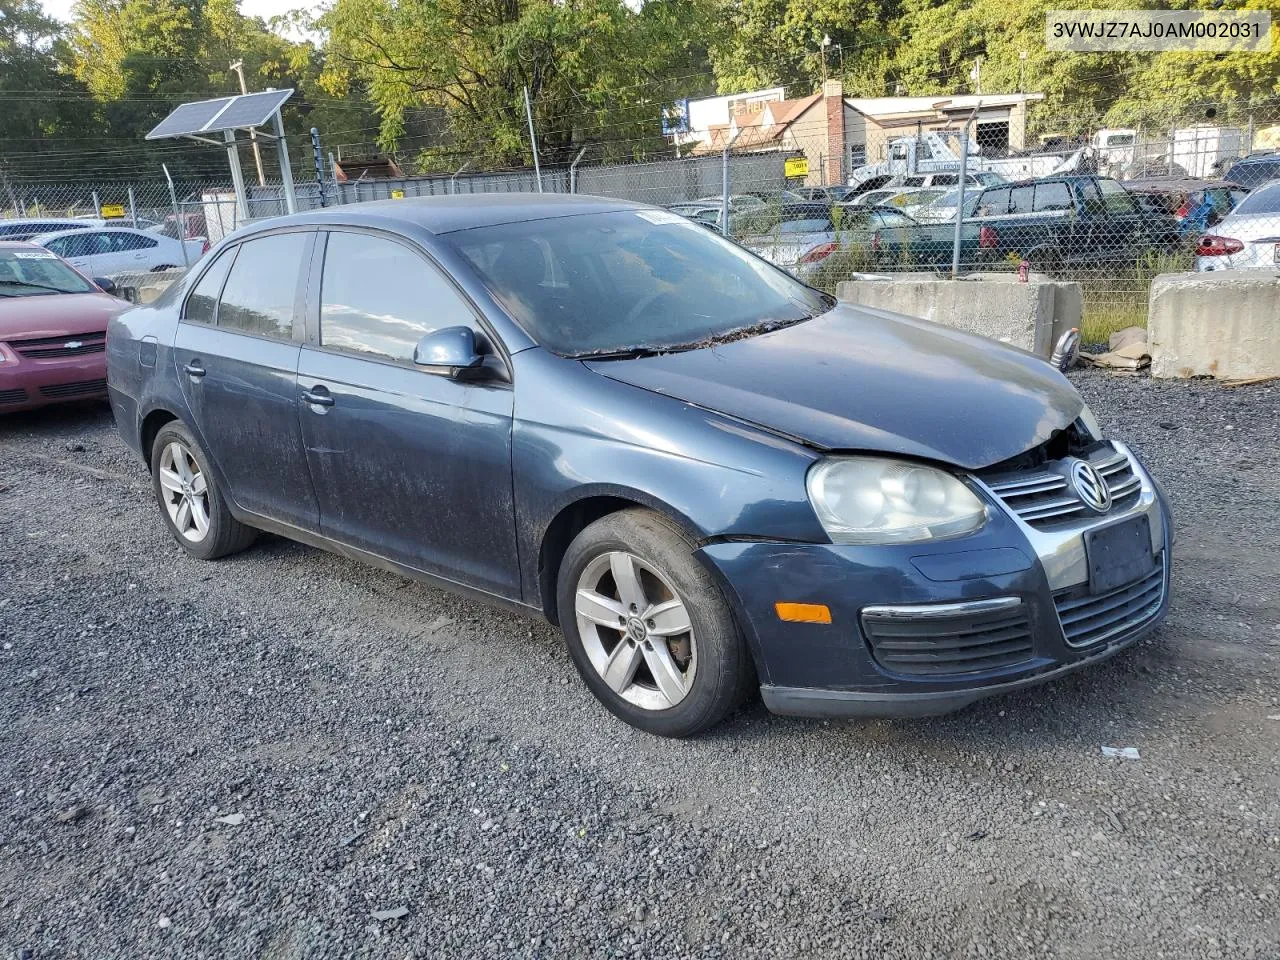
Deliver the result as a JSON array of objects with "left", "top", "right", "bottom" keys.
[{"left": 106, "top": 195, "right": 1172, "bottom": 737}]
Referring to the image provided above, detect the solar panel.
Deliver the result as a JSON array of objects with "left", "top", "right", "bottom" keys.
[
  {"left": 146, "top": 89, "right": 295, "bottom": 140},
  {"left": 146, "top": 97, "right": 235, "bottom": 140},
  {"left": 208, "top": 90, "right": 295, "bottom": 132}
]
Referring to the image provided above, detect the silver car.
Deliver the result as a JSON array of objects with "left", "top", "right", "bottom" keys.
[
  {"left": 1195, "top": 180, "right": 1280, "bottom": 272},
  {"left": 734, "top": 203, "right": 916, "bottom": 277}
]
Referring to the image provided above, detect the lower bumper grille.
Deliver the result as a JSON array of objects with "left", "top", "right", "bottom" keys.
[
  {"left": 861, "top": 599, "right": 1035, "bottom": 677},
  {"left": 1053, "top": 554, "right": 1166, "bottom": 648},
  {"left": 38, "top": 378, "right": 108, "bottom": 399},
  {"left": 0, "top": 387, "right": 30, "bottom": 405}
]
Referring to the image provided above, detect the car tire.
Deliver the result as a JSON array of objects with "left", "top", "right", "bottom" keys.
[
  {"left": 556, "top": 508, "right": 753, "bottom": 737},
  {"left": 150, "top": 421, "right": 256, "bottom": 560}
]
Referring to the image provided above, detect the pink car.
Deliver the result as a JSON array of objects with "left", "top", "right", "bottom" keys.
[{"left": 0, "top": 241, "right": 128, "bottom": 413}]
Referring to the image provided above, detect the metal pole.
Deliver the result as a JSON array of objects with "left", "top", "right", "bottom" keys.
[
  {"left": 224, "top": 129, "right": 249, "bottom": 223},
  {"left": 524, "top": 86, "right": 543, "bottom": 193},
  {"left": 951, "top": 104, "right": 980, "bottom": 279},
  {"left": 720, "top": 148, "right": 730, "bottom": 238},
  {"left": 230, "top": 60, "right": 267, "bottom": 187},
  {"left": 92, "top": 191, "right": 101, "bottom": 218},
  {"left": 162, "top": 164, "right": 189, "bottom": 269},
  {"left": 128, "top": 187, "right": 138, "bottom": 228},
  {"left": 451, "top": 158, "right": 473, "bottom": 195},
  {"left": 310, "top": 127, "right": 326, "bottom": 207},
  {"left": 569, "top": 146, "right": 588, "bottom": 194},
  {"left": 272, "top": 108, "right": 298, "bottom": 214}
]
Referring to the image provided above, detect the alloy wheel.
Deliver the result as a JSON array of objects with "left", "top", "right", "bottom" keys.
[
  {"left": 574, "top": 551, "right": 697, "bottom": 711},
  {"left": 157, "top": 441, "right": 210, "bottom": 543}
]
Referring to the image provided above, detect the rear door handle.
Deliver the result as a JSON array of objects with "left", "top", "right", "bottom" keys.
[
  {"left": 302, "top": 386, "right": 335, "bottom": 407},
  {"left": 183, "top": 361, "right": 206, "bottom": 379}
]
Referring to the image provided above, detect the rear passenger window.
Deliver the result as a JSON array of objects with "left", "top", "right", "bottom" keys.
[
  {"left": 1034, "top": 183, "right": 1073, "bottom": 212},
  {"left": 216, "top": 233, "right": 308, "bottom": 339},
  {"left": 319, "top": 231, "right": 475, "bottom": 363},
  {"left": 1009, "top": 186, "right": 1035, "bottom": 214},
  {"left": 184, "top": 246, "right": 238, "bottom": 325}
]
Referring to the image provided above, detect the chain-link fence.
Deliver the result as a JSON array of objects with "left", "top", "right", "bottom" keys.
[{"left": 3, "top": 121, "right": 1277, "bottom": 343}]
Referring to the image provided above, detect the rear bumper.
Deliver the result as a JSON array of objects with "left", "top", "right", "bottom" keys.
[{"left": 0, "top": 350, "right": 107, "bottom": 413}]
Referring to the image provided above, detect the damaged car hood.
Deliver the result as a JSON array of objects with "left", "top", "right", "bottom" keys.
[{"left": 585, "top": 303, "right": 1083, "bottom": 470}]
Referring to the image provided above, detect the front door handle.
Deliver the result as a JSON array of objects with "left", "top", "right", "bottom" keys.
[
  {"left": 302, "top": 386, "right": 335, "bottom": 407},
  {"left": 183, "top": 361, "right": 206, "bottom": 379}
]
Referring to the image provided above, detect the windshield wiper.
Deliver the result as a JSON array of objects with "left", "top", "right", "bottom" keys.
[
  {"left": 571, "top": 347, "right": 667, "bottom": 361},
  {"left": 0, "top": 279, "right": 71, "bottom": 295}
]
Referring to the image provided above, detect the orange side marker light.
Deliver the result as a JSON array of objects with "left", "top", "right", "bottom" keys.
[{"left": 774, "top": 602, "right": 832, "bottom": 624}]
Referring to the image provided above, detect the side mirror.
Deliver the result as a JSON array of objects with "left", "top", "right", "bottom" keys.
[
  {"left": 413, "top": 326, "right": 486, "bottom": 379},
  {"left": 94, "top": 277, "right": 117, "bottom": 295}
]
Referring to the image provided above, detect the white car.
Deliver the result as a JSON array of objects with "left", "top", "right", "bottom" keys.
[
  {"left": 33, "top": 227, "right": 204, "bottom": 276},
  {"left": 912, "top": 188, "right": 984, "bottom": 223},
  {"left": 1195, "top": 180, "right": 1280, "bottom": 272}
]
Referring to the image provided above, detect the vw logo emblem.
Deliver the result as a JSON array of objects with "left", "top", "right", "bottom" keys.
[
  {"left": 626, "top": 617, "right": 647, "bottom": 642},
  {"left": 1069, "top": 460, "right": 1112, "bottom": 513}
]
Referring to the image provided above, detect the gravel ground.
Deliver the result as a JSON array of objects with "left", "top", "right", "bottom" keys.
[{"left": 2, "top": 370, "right": 1279, "bottom": 959}]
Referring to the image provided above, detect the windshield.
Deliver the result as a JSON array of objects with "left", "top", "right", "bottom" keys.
[
  {"left": 0, "top": 249, "right": 95, "bottom": 296},
  {"left": 446, "top": 209, "right": 835, "bottom": 357}
]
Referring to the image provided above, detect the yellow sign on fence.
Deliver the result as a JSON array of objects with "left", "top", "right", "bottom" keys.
[
  {"left": 390, "top": 189, "right": 405, "bottom": 200},
  {"left": 100, "top": 204, "right": 127, "bottom": 219},
  {"left": 783, "top": 156, "right": 809, "bottom": 179}
]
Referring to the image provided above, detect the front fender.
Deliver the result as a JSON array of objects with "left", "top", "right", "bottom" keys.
[{"left": 510, "top": 349, "right": 827, "bottom": 605}]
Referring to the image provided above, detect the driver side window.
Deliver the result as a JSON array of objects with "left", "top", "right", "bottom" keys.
[{"left": 318, "top": 231, "right": 476, "bottom": 364}]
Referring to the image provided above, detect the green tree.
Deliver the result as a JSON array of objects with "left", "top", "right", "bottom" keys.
[
  {"left": 0, "top": 0, "right": 100, "bottom": 181},
  {"left": 320, "top": 0, "right": 720, "bottom": 170}
]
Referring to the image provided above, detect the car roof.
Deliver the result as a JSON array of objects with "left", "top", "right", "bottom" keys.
[
  {"left": 0, "top": 240, "right": 50, "bottom": 250},
  {"left": 241, "top": 193, "right": 648, "bottom": 237}
]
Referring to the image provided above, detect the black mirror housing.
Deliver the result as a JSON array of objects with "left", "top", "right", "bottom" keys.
[{"left": 94, "top": 277, "right": 117, "bottom": 295}]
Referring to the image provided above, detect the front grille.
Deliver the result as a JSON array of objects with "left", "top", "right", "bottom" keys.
[
  {"left": 38, "top": 378, "right": 107, "bottom": 399},
  {"left": 861, "top": 600, "right": 1035, "bottom": 677},
  {"left": 11, "top": 333, "right": 106, "bottom": 359},
  {"left": 0, "top": 387, "right": 29, "bottom": 405},
  {"left": 1053, "top": 554, "right": 1166, "bottom": 648},
  {"left": 983, "top": 445, "right": 1142, "bottom": 528}
]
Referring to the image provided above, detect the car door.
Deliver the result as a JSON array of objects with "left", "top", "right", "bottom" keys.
[
  {"left": 172, "top": 230, "right": 320, "bottom": 532},
  {"left": 296, "top": 228, "right": 520, "bottom": 597},
  {"left": 58, "top": 231, "right": 111, "bottom": 274},
  {"left": 110, "top": 230, "right": 163, "bottom": 270}
]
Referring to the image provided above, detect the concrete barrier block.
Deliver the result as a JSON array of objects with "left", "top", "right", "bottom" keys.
[
  {"left": 1149, "top": 272, "right": 1280, "bottom": 380},
  {"left": 835, "top": 274, "right": 1080, "bottom": 357}
]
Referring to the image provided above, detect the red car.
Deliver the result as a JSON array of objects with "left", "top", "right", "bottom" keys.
[{"left": 0, "top": 241, "right": 128, "bottom": 413}]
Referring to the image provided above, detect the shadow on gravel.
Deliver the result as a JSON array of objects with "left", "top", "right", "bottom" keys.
[{"left": 0, "top": 400, "right": 113, "bottom": 438}]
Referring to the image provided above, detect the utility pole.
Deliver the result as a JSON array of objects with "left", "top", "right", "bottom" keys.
[
  {"left": 970, "top": 56, "right": 983, "bottom": 96},
  {"left": 229, "top": 59, "right": 266, "bottom": 186},
  {"left": 310, "top": 128, "right": 327, "bottom": 207},
  {"left": 523, "top": 85, "right": 543, "bottom": 193}
]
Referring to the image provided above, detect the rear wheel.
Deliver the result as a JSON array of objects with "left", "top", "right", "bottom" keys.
[
  {"left": 150, "top": 421, "right": 256, "bottom": 560},
  {"left": 557, "top": 509, "right": 752, "bottom": 737}
]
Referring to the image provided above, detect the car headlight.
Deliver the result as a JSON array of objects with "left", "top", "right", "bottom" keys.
[
  {"left": 806, "top": 457, "right": 987, "bottom": 544},
  {"left": 1078, "top": 404, "right": 1103, "bottom": 440}
]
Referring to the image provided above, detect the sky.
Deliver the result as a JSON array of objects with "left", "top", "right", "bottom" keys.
[{"left": 40, "top": 0, "right": 312, "bottom": 24}]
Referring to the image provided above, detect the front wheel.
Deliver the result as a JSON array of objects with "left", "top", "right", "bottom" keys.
[
  {"left": 557, "top": 509, "right": 753, "bottom": 737},
  {"left": 150, "top": 421, "right": 256, "bottom": 560}
]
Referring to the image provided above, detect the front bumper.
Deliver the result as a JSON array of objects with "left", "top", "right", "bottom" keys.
[
  {"left": 697, "top": 443, "right": 1172, "bottom": 718},
  {"left": 0, "top": 347, "right": 107, "bottom": 413}
]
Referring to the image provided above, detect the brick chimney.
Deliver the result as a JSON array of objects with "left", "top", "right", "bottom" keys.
[{"left": 823, "top": 79, "right": 845, "bottom": 185}]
